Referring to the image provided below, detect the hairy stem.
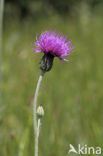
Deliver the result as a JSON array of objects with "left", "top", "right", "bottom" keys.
[
  {"left": 36, "top": 118, "right": 41, "bottom": 156},
  {"left": 33, "top": 72, "right": 44, "bottom": 156},
  {"left": 37, "top": 119, "right": 41, "bottom": 137}
]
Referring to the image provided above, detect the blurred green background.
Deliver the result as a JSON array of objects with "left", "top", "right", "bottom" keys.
[{"left": 0, "top": 0, "right": 103, "bottom": 156}]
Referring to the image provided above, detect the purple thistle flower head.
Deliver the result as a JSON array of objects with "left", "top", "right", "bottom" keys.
[{"left": 33, "top": 31, "right": 74, "bottom": 74}]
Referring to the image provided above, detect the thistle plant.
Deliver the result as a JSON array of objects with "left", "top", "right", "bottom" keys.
[{"left": 33, "top": 31, "right": 73, "bottom": 156}]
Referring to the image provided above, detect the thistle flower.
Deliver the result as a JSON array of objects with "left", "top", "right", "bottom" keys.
[
  {"left": 33, "top": 31, "right": 74, "bottom": 156},
  {"left": 33, "top": 31, "right": 74, "bottom": 73}
]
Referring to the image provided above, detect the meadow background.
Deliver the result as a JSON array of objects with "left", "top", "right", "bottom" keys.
[{"left": 0, "top": 0, "right": 103, "bottom": 156}]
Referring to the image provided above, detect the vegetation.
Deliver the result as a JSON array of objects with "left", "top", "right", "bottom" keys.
[{"left": 1, "top": 3, "right": 103, "bottom": 156}]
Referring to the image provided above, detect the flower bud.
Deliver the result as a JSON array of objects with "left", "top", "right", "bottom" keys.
[
  {"left": 37, "top": 105, "right": 44, "bottom": 118},
  {"left": 40, "top": 53, "right": 54, "bottom": 72}
]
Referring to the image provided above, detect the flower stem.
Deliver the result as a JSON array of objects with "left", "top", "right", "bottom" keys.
[
  {"left": 33, "top": 71, "right": 44, "bottom": 156},
  {"left": 37, "top": 119, "right": 41, "bottom": 137},
  {"left": 36, "top": 118, "right": 41, "bottom": 156}
]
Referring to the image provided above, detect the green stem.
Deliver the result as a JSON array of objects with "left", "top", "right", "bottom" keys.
[{"left": 33, "top": 72, "right": 44, "bottom": 156}]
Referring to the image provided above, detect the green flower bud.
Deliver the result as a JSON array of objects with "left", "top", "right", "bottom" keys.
[{"left": 37, "top": 105, "right": 44, "bottom": 118}]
